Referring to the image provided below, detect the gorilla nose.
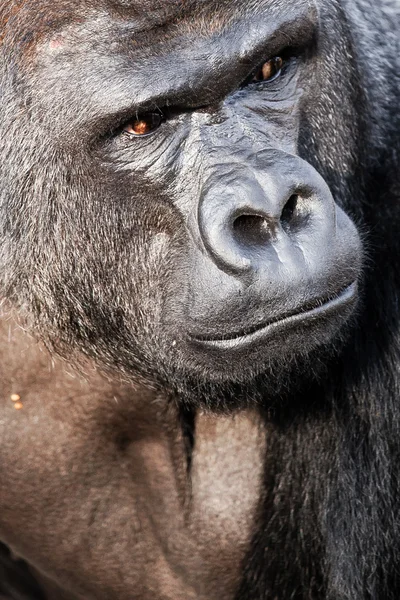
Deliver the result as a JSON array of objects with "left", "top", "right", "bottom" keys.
[{"left": 198, "top": 161, "right": 333, "bottom": 275}]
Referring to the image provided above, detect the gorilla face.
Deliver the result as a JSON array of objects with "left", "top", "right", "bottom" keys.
[{"left": 0, "top": 0, "right": 363, "bottom": 391}]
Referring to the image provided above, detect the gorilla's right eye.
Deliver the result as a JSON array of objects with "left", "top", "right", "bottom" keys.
[{"left": 123, "top": 112, "right": 164, "bottom": 137}]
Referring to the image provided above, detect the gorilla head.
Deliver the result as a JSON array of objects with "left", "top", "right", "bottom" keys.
[{"left": 0, "top": 0, "right": 370, "bottom": 401}]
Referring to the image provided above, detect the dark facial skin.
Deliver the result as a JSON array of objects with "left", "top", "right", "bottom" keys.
[{"left": 0, "top": 0, "right": 399, "bottom": 598}]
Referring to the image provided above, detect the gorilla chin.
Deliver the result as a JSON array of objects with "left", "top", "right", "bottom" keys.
[{"left": 160, "top": 281, "right": 360, "bottom": 393}]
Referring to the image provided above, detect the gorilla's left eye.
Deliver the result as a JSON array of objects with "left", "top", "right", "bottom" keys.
[
  {"left": 123, "top": 112, "right": 164, "bottom": 137},
  {"left": 251, "top": 56, "right": 285, "bottom": 84}
]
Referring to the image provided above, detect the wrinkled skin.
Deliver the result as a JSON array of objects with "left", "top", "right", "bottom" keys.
[{"left": 0, "top": 0, "right": 399, "bottom": 599}]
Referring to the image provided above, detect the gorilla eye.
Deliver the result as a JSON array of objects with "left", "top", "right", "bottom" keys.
[
  {"left": 252, "top": 56, "right": 284, "bottom": 83},
  {"left": 123, "top": 112, "right": 164, "bottom": 137}
]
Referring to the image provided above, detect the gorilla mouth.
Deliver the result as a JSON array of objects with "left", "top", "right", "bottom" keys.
[{"left": 191, "top": 282, "right": 357, "bottom": 348}]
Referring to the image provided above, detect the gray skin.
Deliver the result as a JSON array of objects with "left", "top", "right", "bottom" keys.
[{"left": 0, "top": 0, "right": 398, "bottom": 599}]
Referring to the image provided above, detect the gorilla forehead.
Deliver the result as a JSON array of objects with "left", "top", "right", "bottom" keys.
[
  {"left": 2, "top": 0, "right": 314, "bottom": 43},
  {"left": 108, "top": 0, "right": 315, "bottom": 39},
  {"left": 106, "top": 0, "right": 310, "bottom": 20}
]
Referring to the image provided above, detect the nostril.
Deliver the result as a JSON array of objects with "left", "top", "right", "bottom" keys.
[
  {"left": 280, "top": 194, "right": 310, "bottom": 234},
  {"left": 281, "top": 195, "right": 298, "bottom": 228},
  {"left": 233, "top": 214, "right": 272, "bottom": 247}
]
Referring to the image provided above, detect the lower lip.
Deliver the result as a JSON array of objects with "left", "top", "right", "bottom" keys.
[{"left": 190, "top": 282, "right": 358, "bottom": 351}]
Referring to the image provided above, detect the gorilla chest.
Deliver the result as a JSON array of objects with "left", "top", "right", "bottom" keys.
[{"left": 0, "top": 343, "right": 265, "bottom": 600}]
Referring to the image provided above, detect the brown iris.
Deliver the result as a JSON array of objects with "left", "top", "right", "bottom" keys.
[
  {"left": 252, "top": 56, "right": 284, "bottom": 83},
  {"left": 123, "top": 112, "right": 163, "bottom": 137}
]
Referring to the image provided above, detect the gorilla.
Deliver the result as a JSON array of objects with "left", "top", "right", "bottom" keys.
[{"left": 0, "top": 0, "right": 398, "bottom": 598}]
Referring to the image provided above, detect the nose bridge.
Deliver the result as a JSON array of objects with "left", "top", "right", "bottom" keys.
[
  {"left": 202, "top": 163, "right": 278, "bottom": 218},
  {"left": 201, "top": 147, "right": 305, "bottom": 212},
  {"left": 204, "top": 150, "right": 294, "bottom": 207}
]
